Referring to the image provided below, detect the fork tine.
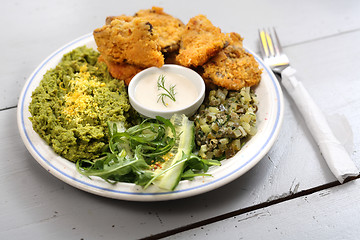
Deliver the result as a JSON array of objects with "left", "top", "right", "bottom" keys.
[
  {"left": 259, "top": 29, "right": 269, "bottom": 58},
  {"left": 265, "top": 28, "right": 275, "bottom": 57},
  {"left": 272, "top": 27, "right": 283, "bottom": 55}
]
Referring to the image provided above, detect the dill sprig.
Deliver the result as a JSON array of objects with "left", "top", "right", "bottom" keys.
[{"left": 157, "top": 75, "right": 176, "bottom": 107}]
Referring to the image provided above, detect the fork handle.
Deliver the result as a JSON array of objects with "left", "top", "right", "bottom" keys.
[{"left": 281, "top": 66, "right": 359, "bottom": 183}]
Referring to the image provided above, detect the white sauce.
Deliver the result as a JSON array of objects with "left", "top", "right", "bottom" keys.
[{"left": 134, "top": 71, "right": 199, "bottom": 111}]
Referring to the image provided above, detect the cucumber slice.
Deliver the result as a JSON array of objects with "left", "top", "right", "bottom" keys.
[{"left": 153, "top": 114, "right": 195, "bottom": 191}]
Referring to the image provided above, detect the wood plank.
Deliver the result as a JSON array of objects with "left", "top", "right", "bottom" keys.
[
  {"left": 2, "top": 0, "right": 360, "bottom": 109},
  {"left": 282, "top": 30, "right": 360, "bottom": 165},
  {"left": 165, "top": 179, "right": 360, "bottom": 240}
]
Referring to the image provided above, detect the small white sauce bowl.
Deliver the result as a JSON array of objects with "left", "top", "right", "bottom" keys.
[{"left": 128, "top": 64, "right": 205, "bottom": 119}]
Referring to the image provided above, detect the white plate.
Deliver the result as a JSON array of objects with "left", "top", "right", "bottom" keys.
[{"left": 17, "top": 33, "right": 284, "bottom": 201}]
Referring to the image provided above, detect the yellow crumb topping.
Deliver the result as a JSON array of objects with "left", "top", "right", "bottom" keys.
[{"left": 62, "top": 64, "right": 106, "bottom": 122}]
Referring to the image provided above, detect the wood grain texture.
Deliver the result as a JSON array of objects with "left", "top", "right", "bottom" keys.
[
  {"left": 1, "top": 0, "right": 360, "bottom": 239},
  {"left": 166, "top": 179, "right": 360, "bottom": 240}
]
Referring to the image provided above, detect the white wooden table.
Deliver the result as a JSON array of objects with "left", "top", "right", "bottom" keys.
[{"left": 1, "top": 0, "right": 360, "bottom": 239}]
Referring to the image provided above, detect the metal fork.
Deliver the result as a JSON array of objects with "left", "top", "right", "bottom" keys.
[{"left": 258, "top": 28, "right": 358, "bottom": 183}]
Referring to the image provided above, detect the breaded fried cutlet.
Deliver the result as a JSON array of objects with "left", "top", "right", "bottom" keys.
[
  {"left": 98, "top": 55, "right": 144, "bottom": 86},
  {"left": 176, "top": 15, "right": 227, "bottom": 67},
  {"left": 202, "top": 32, "right": 262, "bottom": 90},
  {"left": 93, "top": 17, "right": 164, "bottom": 68},
  {"left": 135, "top": 6, "right": 185, "bottom": 53}
]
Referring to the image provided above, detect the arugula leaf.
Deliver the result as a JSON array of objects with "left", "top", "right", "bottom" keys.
[{"left": 76, "top": 117, "right": 221, "bottom": 190}]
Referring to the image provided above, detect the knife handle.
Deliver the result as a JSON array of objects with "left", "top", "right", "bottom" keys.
[{"left": 280, "top": 67, "right": 358, "bottom": 183}]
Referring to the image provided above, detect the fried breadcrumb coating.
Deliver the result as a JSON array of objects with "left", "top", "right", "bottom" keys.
[
  {"left": 98, "top": 55, "right": 144, "bottom": 86},
  {"left": 134, "top": 6, "right": 185, "bottom": 53},
  {"left": 93, "top": 7, "right": 262, "bottom": 90},
  {"left": 202, "top": 32, "right": 262, "bottom": 90},
  {"left": 93, "top": 17, "right": 164, "bottom": 68},
  {"left": 176, "top": 15, "right": 227, "bottom": 67}
]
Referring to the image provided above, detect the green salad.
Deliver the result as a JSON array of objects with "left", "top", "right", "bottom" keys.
[{"left": 77, "top": 114, "right": 220, "bottom": 191}]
